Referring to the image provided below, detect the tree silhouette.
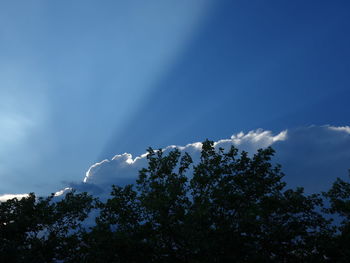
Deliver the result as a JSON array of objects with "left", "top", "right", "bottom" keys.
[
  {"left": 1, "top": 140, "right": 350, "bottom": 262},
  {"left": 83, "top": 141, "right": 334, "bottom": 262},
  {"left": 0, "top": 191, "right": 94, "bottom": 262}
]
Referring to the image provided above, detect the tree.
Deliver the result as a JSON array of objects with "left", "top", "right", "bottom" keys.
[
  {"left": 2, "top": 140, "right": 350, "bottom": 262},
  {"left": 86, "top": 140, "right": 332, "bottom": 262},
  {"left": 0, "top": 191, "right": 94, "bottom": 263},
  {"left": 323, "top": 174, "right": 350, "bottom": 262}
]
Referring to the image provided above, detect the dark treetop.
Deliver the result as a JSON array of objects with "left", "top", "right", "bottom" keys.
[{"left": 1, "top": 140, "right": 350, "bottom": 262}]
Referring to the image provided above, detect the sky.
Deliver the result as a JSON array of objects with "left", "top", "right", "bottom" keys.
[{"left": 0, "top": 0, "right": 350, "bottom": 197}]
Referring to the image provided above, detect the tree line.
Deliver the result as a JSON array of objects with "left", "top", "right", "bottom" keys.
[{"left": 1, "top": 140, "right": 350, "bottom": 262}]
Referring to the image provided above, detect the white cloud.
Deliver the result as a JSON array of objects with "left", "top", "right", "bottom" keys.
[
  {"left": 81, "top": 125, "right": 350, "bottom": 195},
  {"left": 83, "top": 129, "right": 288, "bottom": 189},
  {"left": 0, "top": 193, "right": 29, "bottom": 202},
  {"left": 214, "top": 129, "right": 287, "bottom": 152},
  {"left": 1, "top": 125, "right": 344, "bottom": 199},
  {"left": 328, "top": 126, "right": 350, "bottom": 134},
  {"left": 54, "top": 187, "right": 73, "bottom": 197}
]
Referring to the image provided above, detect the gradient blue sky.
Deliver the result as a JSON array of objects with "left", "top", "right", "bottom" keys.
[{"left": 0, "top": 0, "right": 349, "bottom": 195}]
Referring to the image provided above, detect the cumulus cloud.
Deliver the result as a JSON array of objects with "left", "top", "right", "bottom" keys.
[
  {"left": 0, "top": 193, "right": 29, "bottom": 202},
  {"left": 81, "top": 129, "right": 287, "bottom": 193},
  {"left": 3, "top": 125, "right": 349, "bottom": 200},
  {"left": 328, "top": 126, "right": 350, "bottom": 133},
  {"left": 79, "top": 125, "right": 350, "bottom": 196},
  {"left": 214, "top": 129, "right": 288, "bottom": 152}
]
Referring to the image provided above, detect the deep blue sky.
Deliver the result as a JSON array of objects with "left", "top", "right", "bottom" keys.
[{"left": 0, "top": 0, "right": 349, "bottom": 195}]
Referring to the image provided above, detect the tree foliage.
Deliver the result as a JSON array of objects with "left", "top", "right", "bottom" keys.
[
  {"left": 0, "top": 191, "right": 95, "bottom": 262},
  {"left": 1, "top": 140, "right": 350, "bottom": 262}
]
